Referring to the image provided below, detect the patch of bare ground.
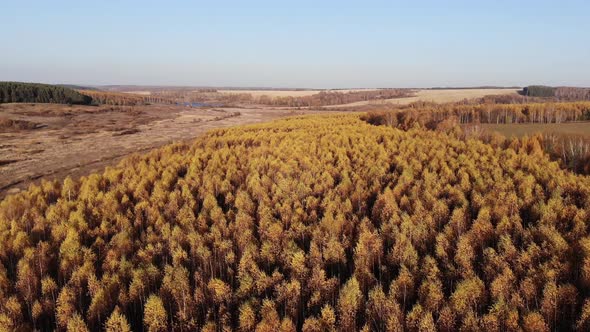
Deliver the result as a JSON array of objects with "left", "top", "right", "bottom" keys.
[{"left": 0, "top": 103, "right": 304, "bottom": 198}]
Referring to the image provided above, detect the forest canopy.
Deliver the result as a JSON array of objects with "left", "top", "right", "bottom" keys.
[
  {"left": 1, "top": 115, "right": 590, "bottom": 331},
  {"left": 0, "top": 82, "right": 93, "bottom": 105},
  {"left": 361, "top": 101, "right": 590, "bottom": 175}
]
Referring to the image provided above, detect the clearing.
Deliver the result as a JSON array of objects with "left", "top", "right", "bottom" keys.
[{"left": 0, "top": 103, "right": 303, "bottom": 198}]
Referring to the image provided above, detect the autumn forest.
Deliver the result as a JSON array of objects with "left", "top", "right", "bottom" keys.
[
  {"left": 1, "top": 111, "right": 590, "bottom": 331},
  {"left": 5, "top": 0, "right": 590, "bottom": 331}
]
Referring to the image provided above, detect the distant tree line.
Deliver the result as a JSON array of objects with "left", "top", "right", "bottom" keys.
[
  {"left": 0, "top": 82, "right": 93, "bottom": 105},
  {"left": 78, "top": 90, "right": 177, "bottom": 106},
  {"left": 554, "top": 87, "right": 590, "bottom": 100},
  {"left": 149, "top": 90, "right": 222, "bottom": 104},
  {"left": 143, "top": 89, "right": 414, "bottom": 107},
  {"left": 57, "top": 84, "right": 98, "bottom": 91},
  {"left": 362, "top": 101, "right": 590, "bottom": 128},
  {"left": 475, "top": 94, "right": 546, "bottom": 104},
  {"left": 250, "top": 89, "right": 414, "bottom": 107},
  {"left": 522, "top": 86, "right": 556, "bottom": 98},
  {"left": 523, "top": 86, "right": 590, "bottom": 100},
  {"left": 429, "top": 86, "right": 522, "bottom": 90}
]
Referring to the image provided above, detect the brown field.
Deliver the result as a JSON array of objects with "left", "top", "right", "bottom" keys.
[
  {"left": 481, "top": 121, "right": 590, "bottom": 138},
  {"left": 0, "top": 103, "right": 307, "bottom": 198},
  {"left": 326, "top": 88, "right": 520, "bottom": 107}
]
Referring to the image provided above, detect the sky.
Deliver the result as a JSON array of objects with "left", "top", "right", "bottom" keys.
[{"left": 1, "top": 0, "right": 589, "bottom": 88}]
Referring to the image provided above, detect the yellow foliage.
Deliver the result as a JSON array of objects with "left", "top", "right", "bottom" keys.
[{"left": 0, "top": 114, "right": 589, "bottom": 330}]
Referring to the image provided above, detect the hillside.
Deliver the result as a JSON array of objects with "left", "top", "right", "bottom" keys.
[
  {"left": 1, "top": 115, "right": 590, "bottom": 331},
  {"left": 0, "top": 82, "right": 93, "bottom": 105}
]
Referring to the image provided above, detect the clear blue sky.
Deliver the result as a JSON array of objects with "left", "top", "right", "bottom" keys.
[{"left": 1, "top": 0, "right": 589, "bottom": 88}]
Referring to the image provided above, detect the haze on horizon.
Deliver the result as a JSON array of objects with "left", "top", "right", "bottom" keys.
[{"left": 2, "top": 0, "right": 589, "bottom": 89}]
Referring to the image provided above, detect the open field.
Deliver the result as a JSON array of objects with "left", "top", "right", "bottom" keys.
[
  {"left": 122, "top": 90, "right": 152, "bottom": 95},
  {"left": 481, "top": 121, "right": 590, "bottom": 138},
  {"left": 0, "top": 103, "right": 305, "bottom": 198},
  {"left": 326, "top": 88, "right": 520, "bottom": 107}
]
